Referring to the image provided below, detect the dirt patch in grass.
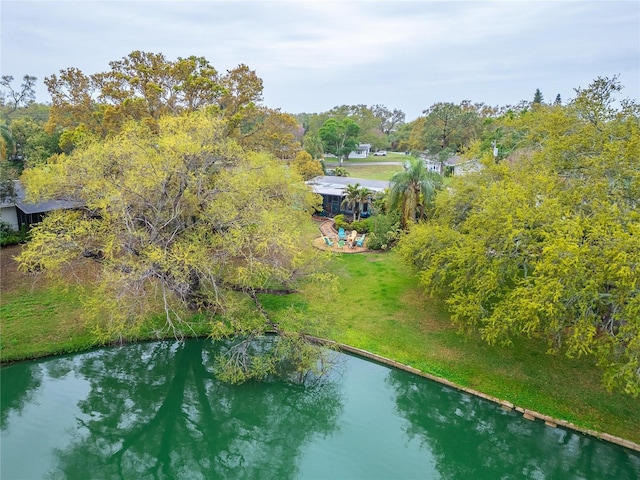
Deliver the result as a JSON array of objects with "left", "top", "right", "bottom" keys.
[
  {"left": 0, "top": 245, "right": 37, "bottom": 294},
  {"left": 1, "top": 244, "right": 99, "bottom": 298}
]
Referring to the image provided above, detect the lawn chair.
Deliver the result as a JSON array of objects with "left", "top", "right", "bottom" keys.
[
  {"left": 338, "top": 228, "right": 346, "bottom": 240},
  {"left": 356, "top": 233, "right": 366, "bottom": 248},
  {"left": 323, "top": 236, "right": 334, "bottom": 247},
  {"left": 338, "top": 239, "right": 346, "bottom": 249},
  {"left": 348, "top": 230, "right": 357, "bottom": 247}
]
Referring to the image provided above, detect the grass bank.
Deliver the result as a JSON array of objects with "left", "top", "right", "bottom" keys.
[
  {"left": 261, "top": 251, "right": 640, "bottom": 445},
  {"left": 2, "top": 244, "right": 639, "bottom": 444}
]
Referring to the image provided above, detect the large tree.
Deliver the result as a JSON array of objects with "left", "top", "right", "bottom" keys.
[
  {"left": 397, "top": 77, "right": 640, "bottom": 395},
  {"left": 317, "top": 118, "right": 360, "bottom": 164},
  {"left": 18, "top": 111, "right": 323, "bottom": 341},
  {"left": 7, "top": 117, "right": 62, "bottom": 170},
  {"left": 234, "top": 107, "right": 302, "bottom": 160},
  {"left": 325, "top": 104, "right": 387, "bottom": 149},
  {"left": 0, "top": 123, "right": 18, "bottom": 202},
  {"left": 44, "top": 52, "right": 298, "bottom": 158},
  {"left": 291, "top": 150, "right": 323, "bottom": 180},
  {"left": 410, "top": 101, "right": 487, "bottom": 167},
  {"left": 0, "top": 74, "right": 37, "bottom": 114},
  {"left": 301, "top": 104, "right": 391, "bottom": 153},
  {"left": 371, "top": 104, "right": 406, "bottom": 134},
  {"left": 0, "top": 123, "right": 15, "bottom": 161},
  {"left": 533, "top": 88, "right": 544, "bottom": 105}
]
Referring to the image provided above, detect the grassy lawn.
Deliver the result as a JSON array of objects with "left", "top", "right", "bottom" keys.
[
  {"left": 261, "top": 251, "right": 640, "bottom": 445},
  {"left": 0, "top": 245, "right": 212, "bottom": 361},
  {"left": 343, "top": 164, "right": 404, "bottom": 181},
  {"left": 324, "top": 152, "right": 411, "bottom": 164},
  {"left": 0, "top": 284, "right": 95, "bottom": 359},
  {"left": 322, "top": 152, "right": 408, "bottom": 181},
  {"left": 2, "top": 243, "right": 639, "bottom": 444}
]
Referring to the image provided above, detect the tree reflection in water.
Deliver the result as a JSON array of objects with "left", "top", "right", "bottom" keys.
[
  {"left": 386, "top": 369, "right": 640, "bottom": 480},
  {"left": 0, "top": 361, "right": 42, "bottom": 429},
  {"left": 4, "top": 342, "right": 640, "bottom": 479},
  {"left": 46, "top": 340, "right": 344, "bottom": 479}
]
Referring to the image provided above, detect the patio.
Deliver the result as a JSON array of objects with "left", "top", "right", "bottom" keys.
[{"left": 312, "top": 218, "right": 368, "bottom": 253}]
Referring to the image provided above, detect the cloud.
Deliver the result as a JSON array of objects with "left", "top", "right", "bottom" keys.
[{"left": 2, "top": 0, "right": 638, "bottom": 120}]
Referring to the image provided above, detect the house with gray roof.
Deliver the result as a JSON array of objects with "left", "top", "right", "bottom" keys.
[
  {"left": 0, "top": 180, "right": 82, "bottom": 231},
  {"left": 424, "top": 155, "right": 482, "bottom": 176},
  {"left": 306, "top": 176, "right": 388, "bottom": 217}
]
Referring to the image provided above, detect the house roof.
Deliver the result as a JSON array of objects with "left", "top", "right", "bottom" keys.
[
  {"left": 306, "top": 176, "right": 389, "bottom": 197},
  {"left": 423, "top": 155, "right": 478, "bottom": 167},
  {"left": 0, "top": 180, "right": 83, "bottom": 214}
]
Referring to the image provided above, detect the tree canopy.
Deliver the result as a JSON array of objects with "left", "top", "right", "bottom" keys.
[
  {"left": 317, "top": 117, "right": 360, "bottom": 162},
  {"left": 298, "top": 103, "right": 405, "bottom": 156},
  {"left": 533, "top": 88, "right": 544, "bottom": 104},
  {"left": 0, "top": 75, "right": 37, "bottom": 114},
  {"left": 43, "top": 51, "right": 301, "bottom": 158},
  {"left": 371, "top": 104, "right": 406, "bottom": 135},
  {"left": 291, "top": 150, "right": 323, "bottom": 180},
  {"left": 397, "top": 77, "right": 640, "bottom": 395},
  {"left": 416, "top": 101, "right": 484, "bottom": 156},
  {"left": 19, "top": 110, "right": 323, "bottom": 341}
]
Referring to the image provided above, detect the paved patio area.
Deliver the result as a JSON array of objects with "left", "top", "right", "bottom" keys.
[{"left": 312, "top": 218, "right": 368, "bottom": 253}]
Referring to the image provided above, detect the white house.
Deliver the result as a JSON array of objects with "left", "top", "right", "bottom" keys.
[
  {"left": 350, "top": 144, "right": 371, "bottom": 159},
  {"left": 450, "top": 156, "right": 482, "bottom": 176},
  {"left": 0, "top": 196, "right": 19, "bottom": 230},
  {"left": 423, "top": 155, "right": 481, "bottom": 176}
]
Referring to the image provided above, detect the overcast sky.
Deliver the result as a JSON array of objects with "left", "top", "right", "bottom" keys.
[{"left": 2, "top": 0, "right": 638, "bottom": 121}]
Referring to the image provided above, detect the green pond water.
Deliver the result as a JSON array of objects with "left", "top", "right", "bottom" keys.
[{"left": 1, "top": 339, "right": 639, "bottom": 479}]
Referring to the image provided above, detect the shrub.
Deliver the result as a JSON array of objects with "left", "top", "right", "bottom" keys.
[
  {"left": 348, "top": 220, "right": 369, "bottom": 233},
  {"left": 334, "top": 214, "right": 368, "bottom": 234},
  {"left": 0, "top": 222, "right": 28, "bottom": 246},
  {"left": 0, "top": 221, "right": 14, "bottom": 238},
  {"left": 364, "top": 212, "right": 401, "bottom": 250},
  {"left": 291, "top": 151, "right": 323, "bottom": 180},
  {"left": 334, "top": 214, "right": 348, "bottom": 230}
]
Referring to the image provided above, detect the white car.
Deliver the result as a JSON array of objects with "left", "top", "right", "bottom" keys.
[{"left": 373, "top": 151, "right": 387, "bottom": 156}]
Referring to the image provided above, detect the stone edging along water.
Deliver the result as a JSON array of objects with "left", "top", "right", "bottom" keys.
[{"left": 303, "top": 335, "right": 640, "bottom": 454}]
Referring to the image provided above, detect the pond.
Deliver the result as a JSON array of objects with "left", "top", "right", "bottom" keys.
[{"left": 2, "top": 339, "right": 639, "bottom": 479}]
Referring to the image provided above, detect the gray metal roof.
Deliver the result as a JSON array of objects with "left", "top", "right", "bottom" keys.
[
  {"left": 0, "top": 180, "right": 83, "bottom": 214},
  {"left": 306, "top": 176, "right": 389, "bottom": 196}
]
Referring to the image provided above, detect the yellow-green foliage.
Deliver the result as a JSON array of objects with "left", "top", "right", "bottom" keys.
[
  {"left": 19, "top": 110, "right": 324, "bottom": 338},
  {"left": 398, "top": 77, "right": 640, "bottom": 395},
  {"left": 213, "top": 333, "right": 333, "bottom": 384},
  {"left": 291, "top": 150, "right": 323, "bottom": 180}
]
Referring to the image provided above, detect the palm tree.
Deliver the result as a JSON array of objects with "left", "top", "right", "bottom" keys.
[
  {"left": 388, "top": 157, "right": 442, "bottom": 228},
  {"left": 334, "top": 166, "right": 349, "bottom": 177},
  {"left": 0, "top": 123, "right": 16, "bottom": 161},
  {"left": 354, "top": 186, "right": 373, "bottom": 221},
  {"left": 341, "top": 183, "right": 373, "bottom": 221},
  {"left": 341, "top": 183, "right": 361, "bottom": 221}
]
